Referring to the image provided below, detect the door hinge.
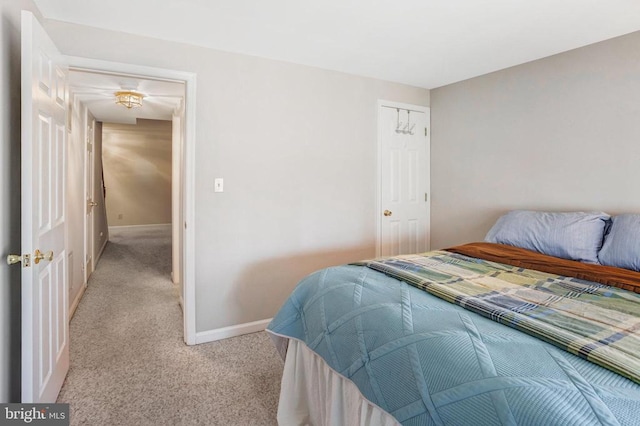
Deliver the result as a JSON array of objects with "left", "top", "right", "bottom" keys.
[
  {"left": 425, "top": 193, "right": 428, "bottom": 202},
  {"left": 87, "top": 142, "right": 93, "bottom": 152},
  {"left": 425, "top": 127, "right": 428, "bottom": 137}
]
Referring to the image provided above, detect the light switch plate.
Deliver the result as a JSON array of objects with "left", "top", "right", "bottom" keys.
[{"left": 214, "top": 178, "right": 224, "bottom": 192}]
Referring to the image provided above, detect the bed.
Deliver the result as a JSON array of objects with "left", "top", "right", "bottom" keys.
[{"left": 267, "top": 212, "right": 640, "bottom": 425}]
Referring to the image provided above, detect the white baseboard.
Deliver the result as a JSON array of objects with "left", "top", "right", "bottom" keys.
[
  {"left": 69, "top": 283, "right": 87, "bottom": 320},
  {"left": 195, "top": 318, "right": 272, "bottom": 344},
  {"left": 109, "top": 223, "right": 171, "bottom": 232}
]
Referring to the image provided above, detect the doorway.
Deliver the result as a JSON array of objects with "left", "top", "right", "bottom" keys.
[
  {"left": 67, "top": 68, "right": 186, "bottom": 313},
  {"left": 377, "top": 100, "right": 431, "bottom": 257},
  {"left": 67, "top": 57, "right": 196, "bottom": 345}
]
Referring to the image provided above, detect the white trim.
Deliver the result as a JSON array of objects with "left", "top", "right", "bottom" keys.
[
  {"left": 108, "top": 223, "right": 172, "bottom": 232},
  {"left": 66, "top": 56, "right": 193, "bottom": 84},
  {"left": 376, "top": 100, "right": 430, "bottom": 257},
  {"left": 83, "top": 108, "right": 92, "bottom": 283},
  {"left": 183, "top": 71, "right": 197, "bottom": 345},
  {"left": 195, "top": 319, "right": 272, "bottom": 344},
  {"left": 69, "top": 283, "right": 87, "bottom": 320},
  {"left": 65, "top": 55, "right": 198, "bottom": 346},
  {"left": 171, "top": 113, "right": 182, "bottom": 287}
]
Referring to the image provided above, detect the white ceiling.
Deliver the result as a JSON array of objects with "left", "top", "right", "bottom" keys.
[
  {"left": 37, "top": 0, "right": 640, "bottom": 89},
  {"left": 68, "top": 70, "right": 184, "bottom": 124}
]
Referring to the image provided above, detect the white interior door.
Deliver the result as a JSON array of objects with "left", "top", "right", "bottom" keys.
[
  {"left": 85, "top": 119, "right": 94, "bottom": 279},
  {"left": 378, "top": 102, "right": 430, "bottom": 257},
  {"left": 21, "top": 11, "right": 69, "bottom": 403}
]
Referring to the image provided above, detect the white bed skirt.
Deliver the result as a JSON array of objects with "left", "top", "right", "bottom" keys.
[{"left": 271, "top": 334, "right": 400, "bottom": 426}]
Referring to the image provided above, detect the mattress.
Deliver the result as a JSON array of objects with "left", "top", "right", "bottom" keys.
[{"left": 267, "top": 246, "right": 640, "bottom": 425}]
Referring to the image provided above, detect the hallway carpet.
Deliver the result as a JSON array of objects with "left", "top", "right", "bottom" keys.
[{"left": 57, "top": 226, "right": 283, "bottom": 425}]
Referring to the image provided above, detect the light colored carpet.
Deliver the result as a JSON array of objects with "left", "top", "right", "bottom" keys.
[{"left": 57, "top": 226, "right": 283, "bottom": 425}]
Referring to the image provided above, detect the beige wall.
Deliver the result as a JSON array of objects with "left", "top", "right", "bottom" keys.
[
  {"left": 430, "top": 30, "right": 640, "bottom": 249},
  {"left": 102, "top": 119, "right": 172, "bottom": 226},
  {"left": 44, "top": 20, "right": 430, "bottom": 332},
  {"left": 0, "top": 0, "right": 41, "bottom": 403}
]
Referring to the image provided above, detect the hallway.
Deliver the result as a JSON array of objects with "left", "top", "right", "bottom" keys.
[{"left": 57, "top": 226, "right": 282, "bottom": 425}]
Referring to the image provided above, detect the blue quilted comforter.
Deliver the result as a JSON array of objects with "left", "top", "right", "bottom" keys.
[{"left": 267, "top": 265, "right": 640, "bottom": 425}]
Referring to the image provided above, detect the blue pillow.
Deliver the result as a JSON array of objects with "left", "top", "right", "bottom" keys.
[
  {"left": 485, "top": 210, "right": 610, "bottom": 263},
  {"left": 598, "top": 214, "right": 640, "bottom": 271}
]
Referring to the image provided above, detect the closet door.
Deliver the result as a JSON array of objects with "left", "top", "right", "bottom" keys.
[{"left": 378, "top": 102, "right": 430, "bottom": 257}]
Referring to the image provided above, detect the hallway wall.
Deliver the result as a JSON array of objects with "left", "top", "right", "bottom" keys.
[{"left": 102, "top": 119, "right": 173, "bottom": 226}]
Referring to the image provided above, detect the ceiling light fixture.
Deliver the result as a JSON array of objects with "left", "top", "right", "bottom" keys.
[{"left": 114, "top": 90, "right": 144, "bottom": 109}]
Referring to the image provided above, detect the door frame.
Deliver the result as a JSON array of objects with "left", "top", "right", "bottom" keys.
[
  {"left": 376, "top": 100, "right": 430, "bottom": 257},
  {"left": 84, "top": 114, "right": 94, "bottom": 281},
  {"left": 66, "top": 56, "right": 197, "bottom": 345}
]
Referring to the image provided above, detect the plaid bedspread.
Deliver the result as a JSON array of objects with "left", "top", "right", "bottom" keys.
[{"left": 354, "top": 251, "right": 640, "bottom": 383}]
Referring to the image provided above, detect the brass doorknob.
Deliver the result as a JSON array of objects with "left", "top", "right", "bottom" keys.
[
  {"left": 383, "top": 210, "right": 393, "bottom": 217},
  {"left": 34, "top": 249, "right": 53, "bottom": 265}
]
